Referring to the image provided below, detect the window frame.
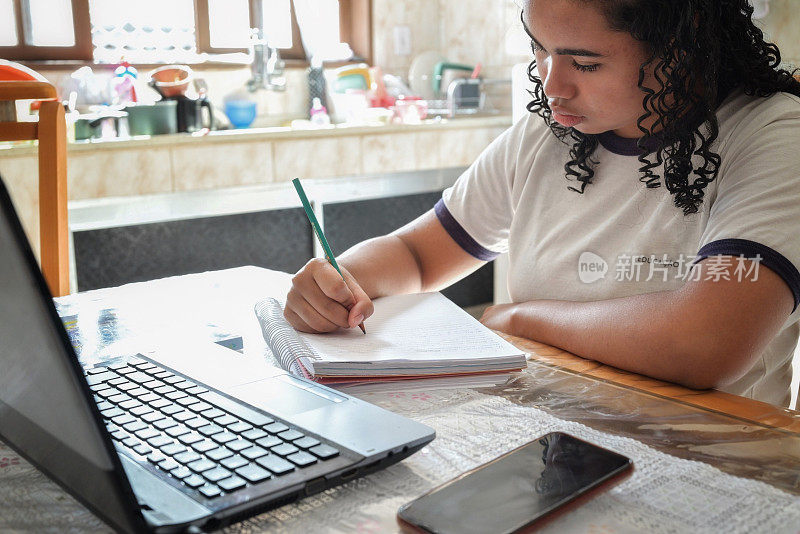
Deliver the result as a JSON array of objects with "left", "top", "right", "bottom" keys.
[
  {"left": 1, "top": 0, "right": 371, "bottom": 66},
  {"left": 0, "top": 0, "right": 93, "bottom": 61}
]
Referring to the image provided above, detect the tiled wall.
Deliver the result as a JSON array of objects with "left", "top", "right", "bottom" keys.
[{"left": 0, "top": 121, "right": 508, "bottom": 258}]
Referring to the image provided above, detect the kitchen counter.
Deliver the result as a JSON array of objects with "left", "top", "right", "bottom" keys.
[
  {"left": 0, "top": 115, "right": 512, "bottom": 155},
  {"left": 0, "top": 115, "right": 511, "bottom": 259}
]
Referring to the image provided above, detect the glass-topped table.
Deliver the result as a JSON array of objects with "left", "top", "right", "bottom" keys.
[{"left": 1, "top": 267, "right": 798, "bottom": 532}]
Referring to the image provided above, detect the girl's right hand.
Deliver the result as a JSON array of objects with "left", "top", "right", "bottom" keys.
[{"left": 283, "top": 258, "right": 374, "bottom": 333}]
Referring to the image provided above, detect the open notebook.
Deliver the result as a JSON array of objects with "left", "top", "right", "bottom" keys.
[{"left": 254, "top": 292, "right": 527, "bottom": 388}]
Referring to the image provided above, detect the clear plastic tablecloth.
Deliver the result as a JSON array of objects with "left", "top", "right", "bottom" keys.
[{"left": 2, "top": 267, "right": 798, "bottom": 533}]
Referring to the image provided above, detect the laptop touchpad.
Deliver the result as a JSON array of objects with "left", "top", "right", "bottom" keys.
[{"left": 229, "top": 374, "right": 346, "bottom": 416}]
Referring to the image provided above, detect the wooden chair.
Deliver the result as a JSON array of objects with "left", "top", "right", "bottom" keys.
[{"left": 0, "top": 80, "right": 69, "bottom": 296}]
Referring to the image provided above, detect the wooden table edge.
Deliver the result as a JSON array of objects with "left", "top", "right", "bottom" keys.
[{"left": 500, "top": 333, "right": 800, "bottom": 434}]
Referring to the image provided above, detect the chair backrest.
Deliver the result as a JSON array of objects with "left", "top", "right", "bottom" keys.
[{"left": 0, "top": 68, "right": 69, "bottom": 297}]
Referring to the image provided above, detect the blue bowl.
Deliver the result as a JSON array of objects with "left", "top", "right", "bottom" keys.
[{"left": 225, "top": 100, "right": 257, "bottom": 128}]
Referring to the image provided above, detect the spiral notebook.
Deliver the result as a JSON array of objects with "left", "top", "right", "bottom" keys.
[{"left": 254, "top": 292, "right": 527, "bottom": 386}]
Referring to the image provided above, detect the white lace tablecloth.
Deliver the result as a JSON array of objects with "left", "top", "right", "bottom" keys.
[{"left": 2, "top": 387, "right": 799, "bottom": 533}]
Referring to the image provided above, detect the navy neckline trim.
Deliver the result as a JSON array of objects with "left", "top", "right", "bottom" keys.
[
  {"left": 597, "top": 130, "right": 663, "bottom": 157},
  {"left": 696, "top": 238, "right": 800, "bottom": 313},
  {"left": 434, "top": 199, "right": 499, "bottom": 262}
]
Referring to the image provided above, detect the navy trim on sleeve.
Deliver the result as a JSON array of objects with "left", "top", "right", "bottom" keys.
[
  {"left": 696, "top": 238, "right": 800, "bottom": 312},
  {"left": 434, "top": 198, "right": 499, "bottom": 261}
]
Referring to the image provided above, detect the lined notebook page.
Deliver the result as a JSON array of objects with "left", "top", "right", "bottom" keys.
[{"left": 294, "top": 292, "right": 522, "bottom": 364}]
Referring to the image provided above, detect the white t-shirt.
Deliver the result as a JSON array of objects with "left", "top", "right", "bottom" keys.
[{"left": 439, "top": 89, "right": 800, "bottom": 406}]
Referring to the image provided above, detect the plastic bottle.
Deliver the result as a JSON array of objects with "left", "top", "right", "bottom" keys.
[{"left": 310, "top": 97, "right": 331, "bottom": 126}]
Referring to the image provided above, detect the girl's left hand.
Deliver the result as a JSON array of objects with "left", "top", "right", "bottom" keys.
[{"left": 479, "top": 303, "right": 517, "bottom": 334}]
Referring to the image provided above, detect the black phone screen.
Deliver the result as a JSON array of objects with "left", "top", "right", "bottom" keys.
[{"left": 397, "top": 432, "right": 631, "bottom": 534}]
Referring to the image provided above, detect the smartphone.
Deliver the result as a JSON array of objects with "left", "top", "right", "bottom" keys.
[{"left": 397, "top": 432, "right": 632, "bottom": 534}]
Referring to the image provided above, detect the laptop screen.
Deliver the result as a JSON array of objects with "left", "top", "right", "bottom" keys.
[{"left": 0, "top": 177, "right": 145, "bottom": 533}]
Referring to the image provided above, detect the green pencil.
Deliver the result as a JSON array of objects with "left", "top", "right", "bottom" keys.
[{"left": 292, "top": 178, "right": 366, "bottom": 334}]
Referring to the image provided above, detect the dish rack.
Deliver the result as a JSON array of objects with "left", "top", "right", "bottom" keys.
[{"left": 424, "top": 78, "right": 509, "bottom": 118}]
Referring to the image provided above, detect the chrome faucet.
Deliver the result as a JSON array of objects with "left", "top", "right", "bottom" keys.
[{"left": 247, "top": 28, "right": 286, "bottom": 92}]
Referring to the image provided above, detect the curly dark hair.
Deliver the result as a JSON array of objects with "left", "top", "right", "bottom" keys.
[{"left": 524, "top": 0, "right": 800, "bottom": 215}]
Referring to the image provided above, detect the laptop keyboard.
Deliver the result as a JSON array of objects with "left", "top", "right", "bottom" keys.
[{"left": 84, "top": 357, "right": 341, "bottom": 500}]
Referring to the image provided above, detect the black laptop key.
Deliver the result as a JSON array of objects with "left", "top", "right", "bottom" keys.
[
  {"left": 167, "top": 391, "right": 189, "bottom": 401},
  {"left": 236, "top": 464, "right": 270, "bottom": 484},
  {"left": 175, "top": 450, "right": 202, "bottom": 464},
  {"left": 264, "top": 422, "right": 289, "bottom": 434},
  {"left": 226, "top": 439, "right": 252, "bottom": 452},
  {"left": 161, "top": 443, "right": 186, "bottom": 456},
  {"left": 122, "top": 421, "right": 148, "bottom": 433},
  {"left": 100, "top": 407, "right": 124, "bottom": 419},
  {"left": 166, "top": 425, "right": 190, "bottom": 438},
  {"left": 173, "top": 410, "right": 196, "bottom": 422},
  {"left": 90, "top": 383, "right": 113, "bottom": 393},
  {"left": 86, "top": 371, "right": 117, "bottom": 385},
  {"left": 140, "top": 393, "right": 161, "bottom": 404},
  {"left": 162, "top": 404, "right": 183, "bottom": 415},
  {"left": 162, "top": 375, "right": 183, "bottom": 384},
  {"left": 171, "top": 466, "right": 192, "bottom": 480},
  {"left": 309, "top": 444, "right": 339, "bottom": 460},
  {"left": 188, "top": 458, "right": 217, "bottom": 473},
  {"left": 142, "top": 411, "right": 165, "bottom": 424},
  {"left": 118, "top": 399, "right": 141, "bottom": 410},
  {"left": 256, "top": 454, "right": 295, "bottom": 476},
  {"left": 287, "top": 451, "right": 317, "bottom": 467},
  {"left": 210, "top": 429, "right": 235, "bottom": 442},
  {"left": 217, "top": 476, "right": 246, "bottom": 492},
  {"left": 178, "top": 432, "right": 204, "bottom": 445},
  {"left": 111, "top": 413, "right": 136, "bottom": 426},
  {"left": 198, "top": 391, "right": 274, "bottom": 427},
  {"left": 176, "top": 396, "right": 198, "bottom": 407},
  {"left": 294, "top": 437, "right": 320, "bottom": 449},
  {"left": 127, "top": 372, "right": 153, "bottom": 384},
  {"left": 278, "top": 430, "right": 304, "bottom": 442},
  {"left": 255, "top": 436, "right": 282, "bottom": 449},
  {"left": 199, "top": 485, "right": 223, "bottom": 499},
  {"left": 203, "top": 467, "right": 231, "bottom": 483},
  {"left": 158, "top": 459, "right": 179, "bottom": 472},
  {"left": 206, "top": 447, "right": 233, "bottom": 462},
  {"left": 200, "top": 408, "right": 225, "bottom": 419},
  {"left": 147, "top": 435, "right": 173, "bottom": 448},
  {"left": 192, "top": 440, "right": 218, "bottom": 454},
  {"left": 227, "top": 421, "right": 253, "bottom": 434},
  {"left": 131, "top": 405, "right": 153, "bottom": 417},
  {"left": 240, "top": 446, "right": 268, "bottom": 461},
  {"left": 183, "top": 475, "right": 205, "bottom": 489},
  {"left": 213, "top": 414, "right": 238, "bottom": 427},
  {"left": 97, "top": 388, "right": 120, "bottom": 399},
  {"left": 242, "top": 428, "right": 268, "bottom": 441},
  {"left": 108, "top": 393, "right": 132, "bottom": 404},
  {"left": 136, "top": 428, "right": 160, "bottom": 441},
  {"left": 198, "top": 424, "right": 223, "bottom": 437},
  {"left": 133, "top": 444, "right": 151, "bottom": 456},
  {"left": 270, "top": 443, "right": 299, "bottom": 457},
  {"left": 184, "top": 417, "right": 209, "bottom": 429},
  {"left": 187, "top": 401, "right": 212, "bottom": 413}
]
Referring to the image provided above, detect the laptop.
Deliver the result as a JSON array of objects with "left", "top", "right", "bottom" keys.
[{"left": 0, "top": 175, "right": 435, "bottom": 533}]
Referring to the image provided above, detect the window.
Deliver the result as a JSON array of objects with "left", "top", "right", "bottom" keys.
[{"left": 0, "top": 0, "right": 370, "bottom": 64}]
